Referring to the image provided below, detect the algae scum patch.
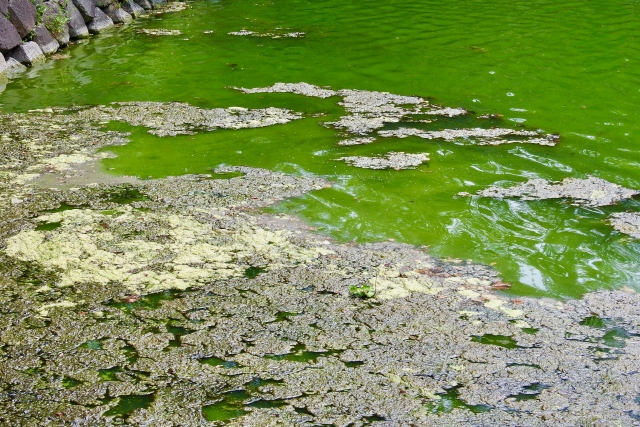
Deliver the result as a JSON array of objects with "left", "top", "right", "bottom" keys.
[{"left": 0, "top": 93, "right": 640, "bottom": 425}]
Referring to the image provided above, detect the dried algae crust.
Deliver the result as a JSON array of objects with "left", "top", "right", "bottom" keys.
[{"left": 0, "top": 101, "right": 639, "bottom": 426}]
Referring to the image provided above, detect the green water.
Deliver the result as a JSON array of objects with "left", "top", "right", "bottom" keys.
[{"left": 2, "top": 0, "right": 640, "bottom": 298}]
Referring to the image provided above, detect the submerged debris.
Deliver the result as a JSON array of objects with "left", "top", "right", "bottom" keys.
[
  {"left": 610, "top": 212, "right": 640, "bottom": 238},
  {"left": 136, "top": 29, "right": 182, "bottom": 36},
  {"left": 77, "top": 102, "right": 303, "bottom": 136},
  {"left": 475, "top": 176, "right": 639, "bottom": 207},
  {"left": 338, "top": 152, "right": 429, "bottom": 170}
]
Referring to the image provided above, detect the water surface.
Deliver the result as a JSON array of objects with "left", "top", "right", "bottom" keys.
[{"left": 2, "top": 0, "right": 640, "bottom": 298}]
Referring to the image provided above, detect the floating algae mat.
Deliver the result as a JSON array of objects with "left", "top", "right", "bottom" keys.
[
  {"left": 2, "top": 2, "right": 640, "bottom": 424},
  {"left": 2, "top": 0, "right": 640, "bottom": 297}
]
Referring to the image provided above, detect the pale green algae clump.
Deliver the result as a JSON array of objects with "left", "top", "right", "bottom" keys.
[{"left": 6, "top": 207, "right": 333, "bottom": 294}]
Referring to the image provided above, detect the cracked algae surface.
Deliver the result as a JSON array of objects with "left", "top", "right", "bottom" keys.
[{"left": 0, "top": 101, "right": 640, "bottom": 426}]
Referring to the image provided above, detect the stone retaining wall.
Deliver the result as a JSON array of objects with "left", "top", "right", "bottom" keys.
[{"left": 0, "top": 0, "right": 167, "bottom": 78}]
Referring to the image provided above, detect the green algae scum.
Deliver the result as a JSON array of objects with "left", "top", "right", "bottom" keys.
[{"left": 1, "top": 0, "right": 640, "bottom": 425}]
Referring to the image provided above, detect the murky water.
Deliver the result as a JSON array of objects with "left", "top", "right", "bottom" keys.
[{"left": 2, "top": 0, "right": 640, "bottom": 298}]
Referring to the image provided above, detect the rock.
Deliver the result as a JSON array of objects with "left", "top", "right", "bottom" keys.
[
  {"left": 9, "top": 41, "right": 45, "bottom": 66},
  {"left": 0, "top": 0, "right": 8, "bottom": 15},
  {"left": 86, "top": 6, "right": 113, "bottom": 33},
  {"left": 149, "top": 0, "right": 166, "bottom": 7},
  {"left": 120, "top": 0, "right": 145, "bottom": 18},
  {"left": 7, "top": 0, "right": 37, "bottom": 38},
  {"left": 0, "top": 54, "right": 7, "bottom": 75},
  {"left": 66, "top": 0, "right": 89, "bottom": 38},
  {"left": 133, "top": 0, "right": 152, "bottom": 10},
  {"left": 0, "top": 14, "right": 22, "bottom": 54},
  {"left": 5, "top": 57, "right": 27, "bottom": 77},
  {"left": 102, "top": 3, "right": 132, "bottom": 24},
  {"left": 72, "top": 0, "right": 96, "bottom": 23},
  {"left": 42, "top": 1, "right": 70, "bottom": 46},
  {"left": 32, "top": 25, "right": 60, "bottom": 56},
  {"left": 94, "top": 0, "right": 112, "bottom": 7}
]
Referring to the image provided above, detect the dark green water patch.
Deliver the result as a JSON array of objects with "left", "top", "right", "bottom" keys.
[
  {"left": 202, "top": 378, "right": 287, "bottom": 422},
  {"left": 202, "top": 390, "right": 250, "bottom": 422},
  {"left": 578, "top": 315, "right": 635, "bottom": 349},
  {"left": 121, "top": 343, "right": 139, "bottom": 365},
  {"left": 601, "top": 327, "right": 631, "bottom": 348},
  {"left": 199, "top": 356, "right": 240, "bottom": 369},
  {"left": 294, "top": 406, "right": 313, "bottom": 415},
  {"left": 471, "top": 334, "right": 521, "bottom": 349},
  {"left": 100, "top": 187, "right": 149, "bottom": 205},
  {"left": 246, "top": 398, "right": 288, "bottom": 409},
  {"left": 99, "top": 366, "right": 124, "bottom": 382},
  {"left": 22, "top": 317, "right": 51, "bottom": 329},
  {"left": 509, "top": 383, "right": 551, "bottom": 402},
  {"left": 363, "top": 415, "right": 386, "bottom": 423},
  {"left": 35, "top": 221, "right": 62, "bottom": 231},
  {"left": 580, "top": 315, "right": 606, "bottom": 328},
  {"left": 427, "top": 385, "right": 493, "bottom": 414},
  {"left": 244, "top": 266, "right": 266, "bottom": 279},
  {"left": 98, "top": 366, "right": 149, "bottom": 382},
  {"left": 264, "top": 342, "right": 341, "bottom": 363},
  {"left": 270, "top": 311, "right": 298, "bottom": 322},
  {"left": 165, "top": 321, "right": 195, "bottom": 348},
  {"left": 104, "top": 393, "right": 154, "bottom": 417},
  {"left": 62, "top": 376, "right": 83, "bottom": 389},
  {"left": 80, "top": 339, "right": 104, "bottom": 350}
]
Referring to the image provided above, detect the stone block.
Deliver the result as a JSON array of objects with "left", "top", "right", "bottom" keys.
[
  {"left": 102, "top": 3, "right": 132, "bottom": 24},
  {"left": 9, "top": 41, "right": 45, "bottom": 66},
  {"left": 7, "top": 0, "right": 37, "bottom": 38},
  {"left": 87, "top": 6, "right": 113, "bottom": 33},
  {"left": 32, "top": 24, "right": 59, "bottom": 56},
  {"left": 66, "top": 0, "right": 89, "bottom": 38},
  {"left": 0, "top": 0, "right": 8, "bottom": 15},
  {"left": 149, "top": 0, "right": 166, "bottom": 7},
  {"left": 0, "top": 14, "right": 21, "bottom": 53},
  {"left": 120, "top": 0, "right": 144, "bottom": 18},
  {"left": 72, "top": 0, "right": 96, "bottom": 23},
  {"left": 133, "top": 0, "right": 152, "bottom": 11},
  {"left": 42, "top": 1, "right": 70, "bottom": 46},
  {"left": 0, "top": 54, "right": 7, "bottom": 75}
]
